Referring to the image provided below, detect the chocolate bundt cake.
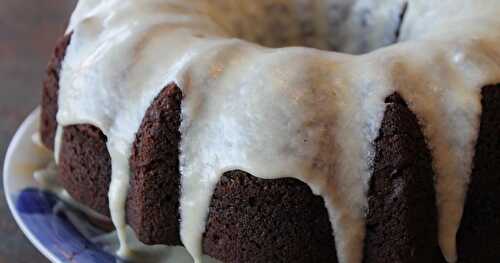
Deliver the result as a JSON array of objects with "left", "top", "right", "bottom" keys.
[{"left": 40, "top": 0, "right": 500, "bottom": 262}]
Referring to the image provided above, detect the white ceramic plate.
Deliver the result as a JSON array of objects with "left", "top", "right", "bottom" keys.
[{"left": 4, "top": 108, "right": 118, "bottom": 263}]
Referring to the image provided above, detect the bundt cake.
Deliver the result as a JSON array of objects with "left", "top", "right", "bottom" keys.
[{"left": 40, "top": 0, "right": 500, "bottom": 262}]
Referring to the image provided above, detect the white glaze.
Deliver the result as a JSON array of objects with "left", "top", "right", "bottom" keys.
[
  {"left": 53, "top": 126, "right": 63, "bottom": 164},
  {"left": 54, "top": 1, "right": 500, "bottom": 263}
]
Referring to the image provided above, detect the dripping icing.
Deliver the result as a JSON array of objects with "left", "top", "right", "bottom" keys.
[{"left": 55, "top": 0, "right": 500, "bottom": 262}]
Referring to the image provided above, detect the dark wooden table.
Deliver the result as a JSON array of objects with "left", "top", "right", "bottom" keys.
[{"left": 0, "top": 1, "right": 76, "bottom": 262}]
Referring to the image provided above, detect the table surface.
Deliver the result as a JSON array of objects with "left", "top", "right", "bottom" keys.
[{"left": 0, "top": 1, "right": 76, "bottom": 262}]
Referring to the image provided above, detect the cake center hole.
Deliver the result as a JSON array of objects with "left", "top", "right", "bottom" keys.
[{"left": 209, "top": 0, "right": 408, "bottom": 54}]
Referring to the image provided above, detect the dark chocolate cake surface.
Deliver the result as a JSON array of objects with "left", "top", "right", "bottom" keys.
[
  {"left": 203, "top": 170, "right": 338, "bottom": 263},
  {"left": 457, "top": 85, "right": 500, "bottom": 263},
  {"left": 59, "top": 124, "right": 111, "bottom": 217},
  {"left": 127, "top": 83, "right": 183, "bottom": 246},
  {"left": 41, "top": 34, "right": 70, "bottom": 150},
  {"left": 364, "top": 94, "right": 440, "bottom": 263}
]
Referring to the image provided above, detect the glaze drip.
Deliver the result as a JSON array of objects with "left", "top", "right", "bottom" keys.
[{"left": 55, "top": 1, "right": 500, "bottom": 263}]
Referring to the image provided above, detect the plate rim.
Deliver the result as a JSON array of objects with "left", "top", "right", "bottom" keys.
[{"left": 3, "top": 107, "right": 63, "bottom": 263}]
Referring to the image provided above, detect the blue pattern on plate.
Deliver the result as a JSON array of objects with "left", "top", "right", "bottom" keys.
[{"left": 15, "top": 188, "right": 118, "bottom": 263}]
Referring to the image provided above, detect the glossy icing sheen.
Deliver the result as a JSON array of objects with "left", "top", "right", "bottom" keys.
[{"left": 55, "top": 0, "right": 500, "bottom": 262}]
